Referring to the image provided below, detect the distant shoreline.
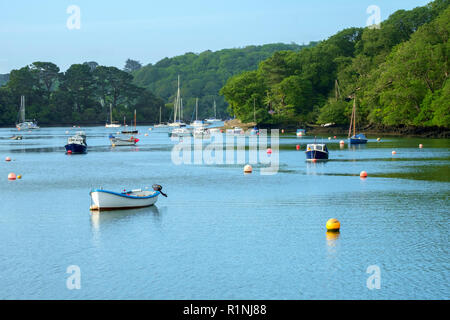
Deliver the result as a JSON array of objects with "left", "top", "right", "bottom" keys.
[{"left": 1, "top": 122, "right": 449, "bottom": 138}]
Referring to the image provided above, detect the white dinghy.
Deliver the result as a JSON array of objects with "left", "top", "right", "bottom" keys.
[{"left": 90, "top": 185, "right": 167, "bottom": 211}]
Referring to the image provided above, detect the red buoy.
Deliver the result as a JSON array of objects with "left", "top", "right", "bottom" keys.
[
  {"left": 360, "top": 171, "right": 368, "bottom": 178},
  {"left": 8, "top": 173, "right": 16, "bottom": 180},
  {"left": 267, "top": 148, "right": 272, "bottom": 154},
  {"left": 67, "top": 150, "right": 72, "bottom": 154},
  {"left": 5, "top": 156, "right": 11, "bottom": 162},
  {"left": 296, "top": 145, "right": 300, "bottom": 150}
]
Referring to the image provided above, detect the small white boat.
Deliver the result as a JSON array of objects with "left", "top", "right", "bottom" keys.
[
  {"left": 190, "top": 120, "right": 207, "bottom": 128},
  {"left": 90, "top": 185, "right": 167, "bottom": 211},
  {"left": 169, "top": 126, "right": 192, "bottom": 137},
  {"left": 193, "top": 127, "right": 211, "bottom": 139},
  {"left": 109, "top": 134, "right": 139, "bottom": 146}
]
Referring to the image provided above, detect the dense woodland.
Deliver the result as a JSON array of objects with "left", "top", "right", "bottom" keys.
[
  {"left": 0, "top": 0, "right": 448, "bottom": 130},
  {"left": 132, "top": 43, "right": 315, "bottom": 121},
  {"left": 221, "top": 0, "right": 450, "bottom": 129},
  {"left": 0, "top": 61, "right": 164, "bottom": 126}
]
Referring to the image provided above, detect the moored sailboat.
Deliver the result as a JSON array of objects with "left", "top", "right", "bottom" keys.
[
  {"left": 105, "top": 104, "right": 121, "bottom": 128},
  {"left": 16, "top": 96, "right": 39, "bottom": 130},
  {"left": 348, "top": 95, "right": 368, "bottom": 144}
]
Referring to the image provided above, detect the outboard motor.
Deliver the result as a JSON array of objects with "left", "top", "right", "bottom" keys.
[{"left": 152, "top": 184, "right": 167, "bottom": 197}]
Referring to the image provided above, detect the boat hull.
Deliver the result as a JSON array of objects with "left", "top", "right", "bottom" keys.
[
  {"left": 110, "top": 138, "right": 137, "bottom": 146},
  {"left": 90, "top": 190, "right": 159, "bottom": 211},
  {"left": 349, "top": 137, "right": 368, "bottom": 144},
  {"left": 168, "top": 132, "right": 192, "bottom": 137},
  {"left": 65, "top": 143, "right": 87, "bottom": 154},
  {"left": 305, "top": 150, "right": 328, "bottom": 161}
]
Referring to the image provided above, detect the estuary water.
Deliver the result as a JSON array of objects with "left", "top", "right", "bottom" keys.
[{"left": 0, "top": 126, "right": 449, "bottom": 299}]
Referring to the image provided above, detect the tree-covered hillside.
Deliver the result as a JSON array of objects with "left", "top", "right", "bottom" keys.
[
  {"left": 132, "top": 43, "right": 317, "bottom": 122},
  {"left": 0, "top": 62, "right": 164, "bottom": 126},
  {"left": 221, "top": 0, "right": 449, "bottom": 129}
]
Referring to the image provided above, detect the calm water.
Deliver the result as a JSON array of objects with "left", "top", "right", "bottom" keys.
[{"left": 0, "top": 126, "right": 449, "bottom": 300}]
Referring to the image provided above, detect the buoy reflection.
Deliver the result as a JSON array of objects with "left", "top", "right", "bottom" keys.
[{"left": 326, "top": 231, "right": 340, "bottom": 247}]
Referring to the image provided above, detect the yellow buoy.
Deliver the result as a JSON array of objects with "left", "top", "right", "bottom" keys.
[
  {"left": 377, "top": 138, "right": 381, "bottom": 141},
  {"left": 326, "top": 218, "right": 340, "bottom": 232},
  {"left": 17, "top": 175, "right": 22, "bottom": 179}
]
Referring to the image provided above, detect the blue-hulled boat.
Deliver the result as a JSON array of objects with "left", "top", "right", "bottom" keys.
[
  {"left": 348, "top": 95, "right": 368, "bottom": 145},
  {"left": 305, "top": 143, "right": 329, "bottom": 161},
  {"left": 65, "top": 131, "right": 87, "bottom": 154},
  {"left": 349, "top": 133, "right": 368, "bottom": 144}
]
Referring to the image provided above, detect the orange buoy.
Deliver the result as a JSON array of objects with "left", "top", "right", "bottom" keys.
[
  {"left": 8, "top": 173, "right": 16, "bottom": 180},
  {"left": 281, "top": 129, "right": 284, "bottom": 134},
  {"left": 5, "top": 156, "right": 11, "bottom": 162},
  {"left": 67, "top": 150, "right": 72, "bottom": 154},
  {"left": 326, "top": 218, "right": 340, "bottom": 232},
  {"left": 267, "top": 148, "right": 272, "bottom": 154},
  {"left": 244, "top": 164, "right": 253, "bottom": 173},
  {"left": 333, "top": 136, "right": 337, "bottom": 139},
  {"left": 392, "top": 151, "right": 396, "bottom": 155},
  {"left": 339, "top": 140, "right": 345, "bottom": 145},
  {"left": 419, "top": 144, "right": 423, "bottom": 149},
  {"left": 296, "top": 145, "right": 300, "bottom": 150},
  {"left": 360, "top": 171, "right": 368, "bottom": 178}
]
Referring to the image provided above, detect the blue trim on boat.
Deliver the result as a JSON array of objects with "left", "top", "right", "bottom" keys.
[{"left": 91, "top": 189, "right": 160, "bottom": 199}]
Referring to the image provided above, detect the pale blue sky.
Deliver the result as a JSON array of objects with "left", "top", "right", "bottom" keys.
[{"left": 0, "top": 0, "right": 431, "bottom": 73}]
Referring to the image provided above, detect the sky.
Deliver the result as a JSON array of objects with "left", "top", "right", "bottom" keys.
[{"left": 0, "top": 0, "right": 432, "bottom": 73}]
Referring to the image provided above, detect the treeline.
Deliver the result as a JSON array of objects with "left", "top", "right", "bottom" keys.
[
  {"left": 132, "top": 43, "right": 317, "bottom": 122},
  {"left": 0, "top": 61, "right": 164, "bottom": 126},
  {"left": 221, "top": 0, "right": 450, "bottom": 128}
]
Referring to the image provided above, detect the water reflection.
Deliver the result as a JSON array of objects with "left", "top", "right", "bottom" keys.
[
  {"left": 348, "top": 144, "right": 368, "bottom": 151},
  {"left": 326, "top": 231, "right": 340, "bottom": 256},
  {"left": 90, "top": 205, "right": 160, "bottom": 231}
]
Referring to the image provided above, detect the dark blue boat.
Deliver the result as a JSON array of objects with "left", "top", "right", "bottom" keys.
[
  {"left": 305, "top": 143, "right": 329, "bottom": 161},
  {"left": 65, "top": 131, "right": 87, "bottom": 154},
  {"left": 349, "top": 133, "right": 368, "bottom": 144},
  {"left": 348, "top": 96, "right": 368, "bottom": 145}
]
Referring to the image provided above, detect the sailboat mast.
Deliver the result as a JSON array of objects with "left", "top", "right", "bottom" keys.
[
  {"left": 134, "top": 109, "right": 136, "bottom": 129},
  {"left": 196, "top": 98, "right": 198, "bottom": 121},
  {"left": 214, "top": 100, "right": 216, "bottom": 118},
  {"left": 353, "top": 95, "right": 356, "bottom": 137},
  {"left": 175, "top": 75, "right": 181, "bottom": 123},
  {"left": 159, "top": 106, "right": 162, "bottom": 124},
  {"left": 20, "top": 95, "right": 25, "bottom": 122},
  {"left": 348, "top": 96, "right": 355, "bottom": 138},
  {"left": 253, "top": 97, "right": 256, "bottom": 123}
]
